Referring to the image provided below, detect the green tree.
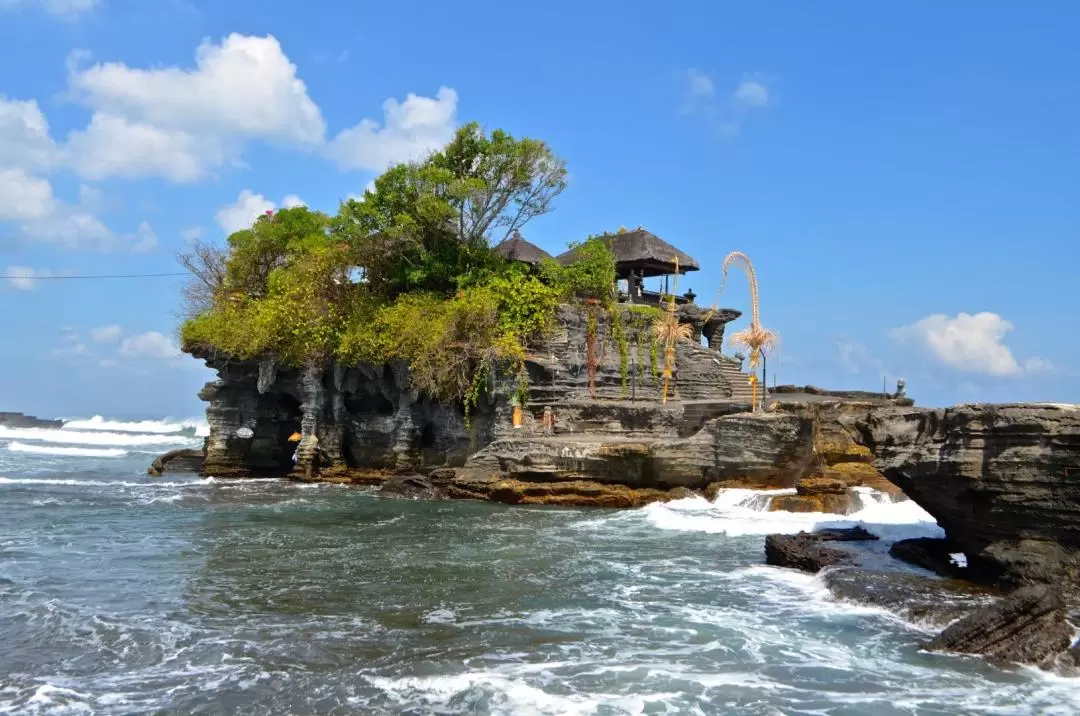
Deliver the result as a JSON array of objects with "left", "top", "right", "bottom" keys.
[{"left": 332, "top": 123, "right": 567, "bottom": 297}]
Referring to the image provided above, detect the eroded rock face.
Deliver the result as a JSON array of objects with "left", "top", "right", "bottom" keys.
[
  {"left": 925, "top": 585, "right": 1075, "bottom": 666},
  {"left": 147, "top": 448, "right": 205, "bottom": 476},
  {"left": 853, "top": 404, "right": 1080, "bottom": 597},
  {"left": 188, "top": 304, "right": 751, "bottom": 481},
  {"left": 455, "top": 411, "right": 817, "bottom": 494}
]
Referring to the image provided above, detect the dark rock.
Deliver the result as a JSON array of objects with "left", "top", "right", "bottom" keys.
[
  {"left": 823, "top": 568, "right": 997, "bottom": 626},
  {"left": 925, "top": 585, "right": 1075, "bottom": 666},
  {"left": 765, "top": 528, "right": 878, "bottom": 573},
  {"left": 0, "top": 411, "right": 62, "bottom": 429},
  {"left": 854, "top": 403, "right": 1080, "bottom": 600},
  {"left": 377, "top": 475, "right": 447, "bottom": 501},
  {"left": 890, "top": 538, "right": 963, "bottom": 577},
  {"left": 147, "top": 448, "right": 205, "bottom": 476}
]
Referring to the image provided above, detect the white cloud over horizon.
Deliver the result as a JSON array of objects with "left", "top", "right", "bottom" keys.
[
  {"left": 119, "top": 331, "right": 181, "bottom": 360},
  {"left": 890, "top": 312, "right": 1051, "bottom": 377},
  {"left": 89, "top": 324, "right": 122, "bottom": 342},
  {"left": 0, "top": 33, "right": 459, "bottom": 254},
  {"left": 216, "top": 189, "right": 276, "bottom": 235},
  {"left": 4, "top": 265, "right": 51, "bottom": 290}
]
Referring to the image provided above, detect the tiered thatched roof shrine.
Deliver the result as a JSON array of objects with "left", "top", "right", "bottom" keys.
[
  {"left": 556, "top": 227, "right": 700, "bottom": 306},
  {"left": 492, "top": 230, "right": 552, "bottom": 265}
]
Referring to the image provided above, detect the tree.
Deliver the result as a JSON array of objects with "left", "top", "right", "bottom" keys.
[{"left": 332, "top": 123, "right": 567, "bottom": 297}]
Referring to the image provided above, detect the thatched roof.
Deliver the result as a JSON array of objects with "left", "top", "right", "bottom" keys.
[
  {"left": 492, "top": 230, "right": 552, "bottom": 265},
  {"left": 555, "top": 228, "right": 700, "bottom": 277}
]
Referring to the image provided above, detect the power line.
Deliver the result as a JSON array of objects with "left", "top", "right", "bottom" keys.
[{"left": 5, "top": 272, "right": 188, "bottom": 280}]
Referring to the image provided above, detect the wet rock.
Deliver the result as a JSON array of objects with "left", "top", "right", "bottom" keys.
[
  {"left": 148, "top": 448, "right": 205, "bottom": 476},
  {"left": 764, "top": 528, "right": 878, "bottom": 573},
  {"left": 447, "top": 475, "right": 693, "bottom": 508},
  {"left": 890, "top": 538, "right": 963, "bottom": 577},
  {"left": 823, "top": 568, "right": 997, "bottom": 626},
  {"left": 377, "top": 475, "right": 448, "bottom": 501},
  {"left": 925, "top": 585, "right": 1075, "bottom": 666}
]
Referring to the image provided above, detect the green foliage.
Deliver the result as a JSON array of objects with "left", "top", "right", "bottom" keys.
[
  {"left": 539, "top": 236, "right": 616, "bottom": 302},
  {"left": 331, "top": 123, "right": 566, "bottom": 298},
  {"left": 179, "top": 124, "right": 627, "bottom": 415},
  {"left": 610, "top": 308, "right": 629, "bottom": 395}
]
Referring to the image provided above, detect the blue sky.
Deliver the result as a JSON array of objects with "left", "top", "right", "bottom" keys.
[{"left": 1, "top": 0, "right": 1077, "bottom": 419}]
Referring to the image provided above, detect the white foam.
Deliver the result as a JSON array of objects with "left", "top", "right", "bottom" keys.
[
  {"left": 5, "top": 443, "right": 128, "bottom": 458},
  {"left": 643, "top": 487, "right": 943, "bottom": 541},
  {"left": 60, "top": 415, "right": 209, "bottom": 435},
  {"left": 0, "top": 426, "right": 195, "bottom": 447}
]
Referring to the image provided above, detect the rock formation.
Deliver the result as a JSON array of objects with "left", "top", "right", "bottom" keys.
[
  {"left": 925, "top": 585, "right": 1076, "bottom": 667},
  {"left": 147, "top": 448, "right": 205, "bottom": 476},
  {"left": 181, "top": 304, "right": 910, "bottom": 509},
  {"left": 0, "top": 411, "right": 62, "bottom": 429},
  {"left": 853, "top": 403, "right": 1080, "bottom": 598},
  {"left": 763, "top": 527, "right": 879, "bottom": 572}
]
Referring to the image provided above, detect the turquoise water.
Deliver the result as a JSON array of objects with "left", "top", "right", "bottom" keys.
[{"left": 1, "top": 423, "right": 1077, "bottom": 715}]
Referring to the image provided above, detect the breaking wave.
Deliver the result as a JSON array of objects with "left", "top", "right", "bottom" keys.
[
  {"left": 60, "top": 416, "right": 210, "bottom": 437},
  {"left": 642, "top": 487, "right": 944, "bottom": 542},
  {"left": 6, "top": 442, "right": 128, "bottom": 458},
  {"left": 0, "top": 426, "right": 196, "bottom": 447}
]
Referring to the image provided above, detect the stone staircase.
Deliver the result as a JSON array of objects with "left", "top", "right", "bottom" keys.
[{"left": 714, "top": 354, "right": 756, "bottom": 403}]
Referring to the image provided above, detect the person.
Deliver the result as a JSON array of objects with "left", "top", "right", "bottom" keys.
[{"left": 542, "top": 406, "right": 554, "bottom": 435}]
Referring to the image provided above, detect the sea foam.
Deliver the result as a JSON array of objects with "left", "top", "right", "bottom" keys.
[
  {"left": 0, "top": 426, "right": 195, "bottom": 447},
  {"left": 5, "top": 442, "right": 128, "bottom": 458},
  {"left": 60, "top": 416, "right": 210, "bottom": 436}
]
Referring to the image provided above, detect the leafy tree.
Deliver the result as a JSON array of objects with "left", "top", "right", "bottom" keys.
[{"left": 332, "top": 123, "right": 567, "bottom": 297}]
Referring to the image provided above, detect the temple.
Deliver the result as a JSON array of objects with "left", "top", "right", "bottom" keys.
[{"left": 556, "top": 227, "right": 700, "bottom": 306}]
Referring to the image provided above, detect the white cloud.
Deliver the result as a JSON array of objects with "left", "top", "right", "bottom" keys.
[
  {"left": 89, "top": 324, "right": 122, "bottom": 342},
  {"left": 0, "top": 97, "right": 60, "bottom": 170},
  {"left": 733, "top": 77, "right": 769, "bottom": 108},
  {"left": 216, "top": 189, "right": 274, "bottom": 235},
  {"left": 181, "top": 226, "right": 205, "bottom": 243},
  {"left": 682, "top": 71, "right": 770, "bottom": 134},
  {"left": 21, "top": 207, "right": 115, "bottom": 251},
  {"left": 69, "top": 33, "right": 325, "bottom": 144},
  {"left": 77, "top": 183, "right": 104, "bottom": 211},
  {"left": 1024, "top": 356, "right": 1055, "bottom": 374},
  {"left": 282, "top": 194, "right": 305, "bottom": 208},
  {"left": 0, "top": 167, "right": 54, "bottom": 220},
  {"left": 328, "top": 86, "right": 458, "bottom": 172},
  {"left": 890, "top": 312, "right": 1050, "bottom": 377},
  {"left": 119, "top": 331, "right": 181, "bottom": 359},
  {"left": 5, "top": 265, "right": 51, "bottom": 290},
  {"left": 836, "top": 337, "right": 888, "bottom": 377},
  {"left": 685, "top": 69, "right": 716, "bottom": 100},
  {"left": 66, "top": 113, "right": 224, "bottom": 183},
  {"left": 131, "top": 220, "right": 158, "bottom": 253},
  {"left": 0, "top": 0, "right": 98, "bottom": 18}
]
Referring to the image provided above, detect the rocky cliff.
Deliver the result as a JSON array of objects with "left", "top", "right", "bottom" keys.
[
  {"left": 852, "top": 403, "right": 1080, "bottom": 597},
  {"left": 191, "top": 304, "right": 754, "bottom": 482}
]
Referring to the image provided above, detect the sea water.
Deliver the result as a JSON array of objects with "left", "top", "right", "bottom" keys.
[{"left": 1, "top": 418, "right": 1077, "bottom": 714}]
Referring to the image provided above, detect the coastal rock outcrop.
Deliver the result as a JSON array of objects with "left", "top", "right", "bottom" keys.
[
  {"left": 764, "top": 527, "right": 879, "bottom": 573},
  {"left": 0, "top": 412, "right": 62, "bottom": 429},
  {"left": 147, "top": 448, "right": 205, "bottom": 476},
  {"left": 853, "top": 403, "right": 1080, "bottom": 598},
  {"left": 925, "top": 585, "right": 1076, "bottom": 667}
]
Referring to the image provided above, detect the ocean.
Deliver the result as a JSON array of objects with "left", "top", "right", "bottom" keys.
[{"left": 1, "top": 418, "right": 1077, "bottom": 715}]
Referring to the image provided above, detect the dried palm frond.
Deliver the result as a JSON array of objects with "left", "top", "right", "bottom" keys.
[
  {"left": 652, "top": 310, "right": 695, "bottom": 403},
  {"left": 728, "top": 324, "right": 779, "bottom": 368}
]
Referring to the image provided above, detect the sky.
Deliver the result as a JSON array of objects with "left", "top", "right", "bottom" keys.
[{"left": 0, "top": 0, "right": 1077, "bottom": 419}]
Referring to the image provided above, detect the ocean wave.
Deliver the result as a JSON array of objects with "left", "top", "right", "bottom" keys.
[
  {"left": 0, "top": 426, "right": 196, "bottom": 447},
  {"left": 642, "top": 487, "right": 944, "bottom": 541},
  {"left": 5, "top": 443, "right": 128, "bottom": 458},
  {"left": 60, "top": 415, "right": 210, "bottom": 436}
]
